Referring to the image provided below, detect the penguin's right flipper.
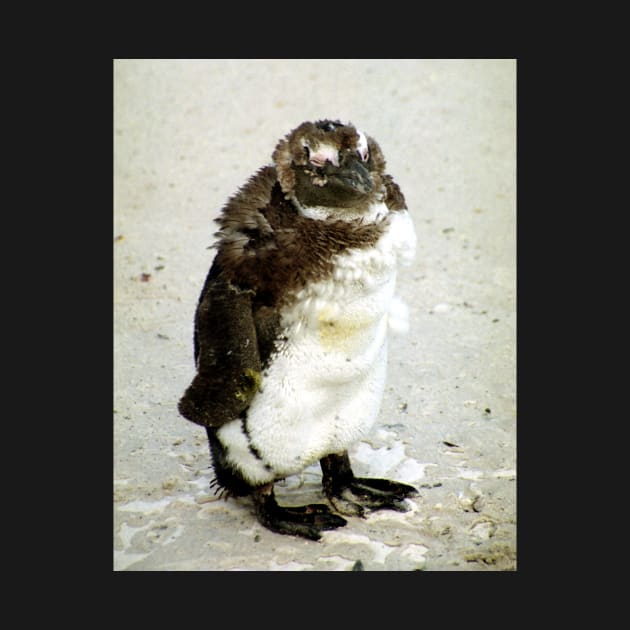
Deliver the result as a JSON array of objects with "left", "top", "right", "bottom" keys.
[{"left": 178, "top": 267, "right": 262, "bottom": 428}]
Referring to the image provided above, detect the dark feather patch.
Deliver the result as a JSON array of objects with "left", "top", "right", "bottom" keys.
[
  {"left": 205, "top": 427, "right": 255, "bottom": 497},
  {"left": 383, "top": 174, "right": 407, "bottom": 211},
  {"left": 214, "top": 175, "right": 388, "bottom": 307},
  {"left": 178, "top": 277, "right": 262, "bottom": 428}
]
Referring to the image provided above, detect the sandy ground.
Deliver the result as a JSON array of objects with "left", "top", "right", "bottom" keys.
[{"left": 113, "top": 59, "right": 516, "bottom": 571}]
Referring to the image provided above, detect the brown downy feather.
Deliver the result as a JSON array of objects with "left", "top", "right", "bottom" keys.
[{"left": 212, "top": 167, "right": 389, "bottom": 309}]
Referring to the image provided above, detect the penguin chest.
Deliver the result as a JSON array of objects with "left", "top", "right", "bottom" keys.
[
  {"left": 218, "top": 254, "right": 395, "bottom": 485},
  {"left": 217, "top": 209, "right": 416, "bottom": 485}
]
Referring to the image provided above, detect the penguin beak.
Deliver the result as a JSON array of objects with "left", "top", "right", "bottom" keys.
[{"left": 325, "top": 155, "right": 373, "bottom": 194}]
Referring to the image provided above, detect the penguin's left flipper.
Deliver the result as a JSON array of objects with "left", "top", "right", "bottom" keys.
[
  {"left": 252, "top": 484, "right": 347, "bottom": 541},
  {"left": 321, "top": 452, "right": 419, "bottom": 517}
]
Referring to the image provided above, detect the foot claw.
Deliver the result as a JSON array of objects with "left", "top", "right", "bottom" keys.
[{"left": 355, "top": 477, "right": 420, "bottom": 499}]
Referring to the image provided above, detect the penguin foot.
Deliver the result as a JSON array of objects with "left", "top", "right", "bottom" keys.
[
  {"left": 326, "top": 477, "right": 419, "bottom": 517},
  {"left": 321, "top": 451, "right": 419, "bottom": 517},
  {"left": 252, "top": 484, "right": 347, "bottom": 541}
]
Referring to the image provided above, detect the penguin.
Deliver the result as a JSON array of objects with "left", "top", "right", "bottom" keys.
[{"left": 179, "top": 119, "right": 418, "bottom": 540}]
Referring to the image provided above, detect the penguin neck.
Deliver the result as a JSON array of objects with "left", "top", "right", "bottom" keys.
[{"left": 292, "top": 196, "right": 389, "bottom": 224}]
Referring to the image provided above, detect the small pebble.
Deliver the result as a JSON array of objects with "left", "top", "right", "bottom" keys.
[
  {"left": 470, "top": 519, "right": 497, "bottom": 542},
  {"left": 162, "top": 476, "right": 180, "bottom": 491}
]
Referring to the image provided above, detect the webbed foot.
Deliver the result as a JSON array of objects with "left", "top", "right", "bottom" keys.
[
  {"left": 252, "top": 484, "right": 347, "bottom": 541},
  {"left": 320, "top": 452, "right": 419, "bottom": 517}
]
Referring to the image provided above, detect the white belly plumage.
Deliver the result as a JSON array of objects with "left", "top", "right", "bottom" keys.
[{"left": 217, "top": 206, "right": 416, "bottom": 485}]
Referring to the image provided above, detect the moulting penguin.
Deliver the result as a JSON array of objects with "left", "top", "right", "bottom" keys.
[{"left": 178, "top": 119, "right": 418, "bottom": 540}]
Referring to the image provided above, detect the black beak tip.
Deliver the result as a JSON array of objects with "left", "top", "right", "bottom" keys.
[
  {"left": 332, "top": 159, "right": 373, "bottom": 194},
  {"left": 351, "top": 176, "right": 373, "bottom": 194}
]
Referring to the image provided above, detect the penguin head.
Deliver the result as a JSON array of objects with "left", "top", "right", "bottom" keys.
[{"left": 272, "top": 120, "right": 387, "bottom": 212}]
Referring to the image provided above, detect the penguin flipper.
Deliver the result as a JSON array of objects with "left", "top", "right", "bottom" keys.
[
  {"left": 382, "top": 173, "right": 407, "bottom": 211},
  {"left": 178, "top": 273, "right": 262, "bottom": 428}
]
